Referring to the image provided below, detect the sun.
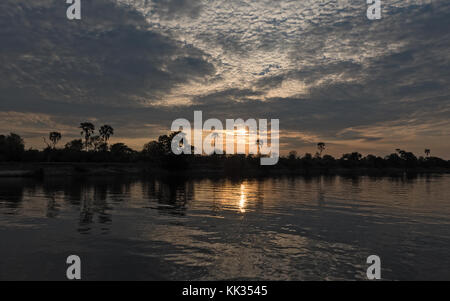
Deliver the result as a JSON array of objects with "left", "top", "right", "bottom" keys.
[{"left": 235, "top": 128, "right": 248, "bottom": 136}]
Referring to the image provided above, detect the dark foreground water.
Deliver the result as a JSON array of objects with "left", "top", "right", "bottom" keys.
[{"left": 1, "top": 174, "right": 450, "bottom": 281}]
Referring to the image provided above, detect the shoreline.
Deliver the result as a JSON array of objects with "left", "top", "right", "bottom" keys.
[{"left": 1, "top": 162, "right": 449, "bottom": 178}]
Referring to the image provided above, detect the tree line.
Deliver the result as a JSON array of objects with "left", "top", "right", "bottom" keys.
[
  {"left": 0, "top": 124, "right": 185, "bottom": 166},
  {"left": 0, "top": 126, "right": 449, "bottom": 171}
]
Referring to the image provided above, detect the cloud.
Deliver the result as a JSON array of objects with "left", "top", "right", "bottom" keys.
[
  {"left": 0, "top": 0, "right": 215, "bottom": 107},
  {"left": 151, "top": 0, "right": 204, "bottom": 19},
  {"left": 0, "top": 0, "right": 449, "bottom": 157}
]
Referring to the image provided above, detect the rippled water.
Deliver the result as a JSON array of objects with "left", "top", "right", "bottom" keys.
[{"left": 1, "top": 174, "right": 450, "bottom": 280}]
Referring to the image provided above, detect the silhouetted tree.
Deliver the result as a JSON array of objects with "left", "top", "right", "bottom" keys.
[
  {"left": 300, "top": 153, "right": 314, "bottom": 169},
  {"left": 322, "top": 155, "right": 336, "bottom": 164},
  {"left": 342, "top": 152, "right": 362, "bottom": 161},
  {"left": 110, "top": 143, "right": 134, "bottom": 161},
  {"left": 0, "top": 133, "right": 25, "bottom": 161},
  {"left": 143, "top": 141, "right": 164, "bottom": 158},
  {"left": 158, "top": 134, "right": 173, "bottom": 155},
  {"left": 211, "top": 130, "right": 219, "bottom": 153},
  {"left": 288, "top": 150, "right": 298, "bottom": 160},
  {"left": 340, "top": 152, "right": 363, "bottom": 168},
  {"left": 425, "top": 149, "right": 431, "bottom": 158},
  {"left": 110, "top": 143, "right": 133, "bottom": 154},
  {"left": 396, "top": 149, "right": 418, "bottom": 168},
  {"left": 65, "top": 139, "right": 83, "bottom": 152},
  {"left": 48, "top": 132, "right": 62, "bottom": 149},
  {"left": 364, "top": 154, "right": 381, "bottom": 168},
  {"left": 90, "top": 135, "right": 104, "bottom": 152},
  {"left": 79, "top": 122, "right": 95, "bottom": 151},
  {"left": 256, "top": 139, "right": 263, "bottom": 156},
  {"left": 386, "top": 153, "right": 403, "bottom": 168},
  {"left": 99, "top": 125, "right": 114, "bottom": 145},
  {"left": 155, "top": 132, "right": 184, "bottom": 156},
  {"left": 317, "top": 142, "right": 326, "bottom": 157}
]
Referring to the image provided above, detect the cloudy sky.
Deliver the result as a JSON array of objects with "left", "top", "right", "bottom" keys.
[{"left": 1, "top": 0, "right": 449, "bottom": 157}]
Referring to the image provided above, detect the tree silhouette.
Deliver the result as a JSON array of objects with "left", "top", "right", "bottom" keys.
[
  {"left": 288, "top": 150, "right": 298, "bottom": 160},
  {"left": 90, "top": 135, "right": 104, "bottom": 152},
  {"left": 110, "top": 143, "right": 132, "bottom": 154},
  {"left": 0, "top": 133, "right": 25, "bottom": 161},
  {"left": 99, "top": 125, "right": 114, "bottom": 145},
  {"left": 158, "top": 134, "right": 172, "bottom": 155},
  {"left": 425, "top": 149, "right": 431, "bottom": 158},
  {"left": 342, "top": 152, "right": 362, "bottom": 161},
  {"left": 49, "top": 132, "right": 62, "bottom": 149},
  {"left": 65, "top": 139, "right": 83, "bottom": 152},
  {"left": 143, "top": 141, "right": 163, "bottom": 158},
  {"left": 317, "top": 142, "right": 326, "bottom": 156},
  {"left": 256, "top": 139, "right": 263, "bottom": 156},
  {"left": 110, "top": 143, "right": 134, "bottom": 160},
  {"left": 79, "top": 122, "right": 95, "bottom": 151},
  {"left": 211, "top": 128, "right": 220, "bottom": 153}
]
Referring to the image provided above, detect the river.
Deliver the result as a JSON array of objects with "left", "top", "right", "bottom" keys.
[{"left": 1, "top": 174, "right": 449, "bottom": 280}]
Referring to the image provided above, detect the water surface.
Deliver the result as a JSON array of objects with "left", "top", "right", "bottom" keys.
[{"left": 1, "top": 175, "right": 450, "bottom": 280}]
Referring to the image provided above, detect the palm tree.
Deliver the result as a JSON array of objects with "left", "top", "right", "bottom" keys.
[
  {"left": 49, "top": 132, "right": 62, "bottom": 149},
  {"left": 79, "top": 122, "right": 95, "bottom": 151},
  {"left": 317, "top": 142, "right": 326, "bottom": 156},
  {"left": 425, "top": 149, "right": 431, "bottom": 158},
  {"left": 256, "top": 139, "right": 263, "bottom": 156},
  {"left": 99, "top": 125, "right": 114, "bottom": 145},
  {"left": 211, "top": 127, "right": 219, "bottom": 153}
]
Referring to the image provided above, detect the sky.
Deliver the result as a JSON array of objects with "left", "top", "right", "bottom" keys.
[{"left": 0, "top": 0, "right": 449, "bottom": 158}]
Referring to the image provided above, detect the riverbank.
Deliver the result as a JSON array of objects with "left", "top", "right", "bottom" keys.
[{"left": 1, "top": 162, "right": 450, "bottom": 178}]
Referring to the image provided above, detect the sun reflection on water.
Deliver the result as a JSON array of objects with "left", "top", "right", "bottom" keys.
[{"left": 239, "top": 184, "right": 246, "bottom": 213}]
